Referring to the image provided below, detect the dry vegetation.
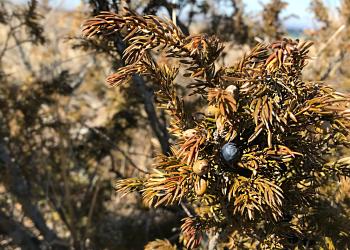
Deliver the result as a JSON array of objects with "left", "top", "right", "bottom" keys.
[{"left": 1, "top": 0, "right": 350, "bottom": 250}]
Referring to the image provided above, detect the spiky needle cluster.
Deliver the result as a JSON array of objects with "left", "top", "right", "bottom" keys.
[{"left": 83, "top": 9, "right": 350, "bottom": 249}]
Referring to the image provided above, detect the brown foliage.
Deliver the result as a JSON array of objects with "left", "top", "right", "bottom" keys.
[{"left": 84, "top": 8, "right": 350, "bottom": 249}]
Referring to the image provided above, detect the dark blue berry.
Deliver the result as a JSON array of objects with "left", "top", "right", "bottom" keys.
[{"left": 221, "top": 142, "right": 240, "bottom": 164}]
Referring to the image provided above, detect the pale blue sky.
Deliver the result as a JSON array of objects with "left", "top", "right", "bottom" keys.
[
  {"left": 14, "top": 0, "right": 341, "bottom": 29},
  {"left": 245, "top": 0, "right": 340, "bottom": 29}
]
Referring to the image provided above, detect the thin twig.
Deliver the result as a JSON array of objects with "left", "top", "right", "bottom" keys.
[
  {"left": 316, "top": 24, "right": 346, "bottom": 57},
  {"left": 180, "top": 202, "right": 194, "bottom": 217},
  {"left": 0, "top": 28, "right": 12, "bottom": 61},
  {"left": 86, "top": 177, "right": 100, "bottom": 232},
  {"left": 172, "top": 0, "right": 177, "bottom": 26},
  {"left": 82, "top": 123, "right": 149, "bottom": 173}
]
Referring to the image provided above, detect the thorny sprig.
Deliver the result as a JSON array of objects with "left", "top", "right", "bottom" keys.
[
  {"left": 144, "top": 239, "right": 177, "bottom": 250},
  {"left": 83, "top": 9, "right": 350, "bottom": 249}
]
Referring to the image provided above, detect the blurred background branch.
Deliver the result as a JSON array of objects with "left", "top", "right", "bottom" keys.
[{"left": 1, "top": 0, "right": 350, "bottom": 249}]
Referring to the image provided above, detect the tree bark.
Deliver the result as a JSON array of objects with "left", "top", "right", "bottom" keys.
[
  {"left": 132, "top": 74, "right": 170, "bottom": 154},
  {"left": 114, "top": 35, "right": 170, "bottom": 154}
]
